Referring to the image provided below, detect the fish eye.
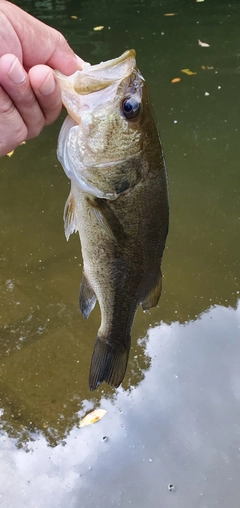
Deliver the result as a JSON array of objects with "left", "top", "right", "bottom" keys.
[{"left": 122, "top": 97, "right": 141, "bottom": 120}]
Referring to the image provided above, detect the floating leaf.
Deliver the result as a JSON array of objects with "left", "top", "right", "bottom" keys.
[
  {"left": 196, "top": 0, "right": 205, "bottom": 2},
  {"left": 171, "top": 77, "right": 181, "bottom": 83},
  {"left": 201, "top": 65, "right": 214, "bottom": 70},
  {"left": 6, "top": 140, "right": 26, "bottom": 157},
  {"left": 93, "top": 25, "right": 104, "bottom": 31},
  {"left": 181, "top": 68, "right": 197, "bottom": 76},
  {"left": 79, "top": 409, "right": 107, "bottom": 427},
  {"left": 198, "top": 39, "right": 210, "bottom": 47},
  {"left": 71, "top": 15, "right": 78, "bottom": 19},
  {"left": 164, "top": 13, "right": 175, "bottom": 16}
]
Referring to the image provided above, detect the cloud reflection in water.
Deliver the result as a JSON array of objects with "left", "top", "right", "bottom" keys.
[{"left": 1, "top": 301, "right": 240, "bottom": 507}]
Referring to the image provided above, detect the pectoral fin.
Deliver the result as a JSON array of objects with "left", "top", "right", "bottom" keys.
[
  {"left": 141, "top": 271, "right": 162, "bottom": 311},
  {"left": 63, "top": 191, "right": 78, "bottom": 240},
  {"left": 79, "top": 272, "right": 97, "bottom": 319},
  {"left": 87, "top": 197, "right": 126, "bottom": 245}
]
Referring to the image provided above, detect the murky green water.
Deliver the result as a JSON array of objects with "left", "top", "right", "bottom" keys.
[{"left": 1, "top": 0, "right": 240, "bottom": 506}]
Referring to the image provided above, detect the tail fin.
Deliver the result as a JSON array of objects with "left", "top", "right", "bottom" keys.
[{"left": 89, "top": 337, "right": 130, "bottom": 391}]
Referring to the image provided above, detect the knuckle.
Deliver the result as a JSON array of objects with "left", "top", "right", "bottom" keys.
[
  {"left": 0, "top": 121, "right": 27, "bottom": 156},
  {"left": 44, "top": 100, "right": 62, "bottom": 126},
  {"left": 27, "top": 117, "right": 45, "bottom": 139},
  {"left": 0, "top": 88, "right": 14, "bottom": 116},
  {"left": 20, "top": 91, "right": 39, "bottom": 110},
  {"left": 0, "top": 87, "right": 28, "bottom": 152},
  {"left": 19, "top": 95, "right": 45, "bottom": 137},
  {"left": 15, "top": 124, "right": 28, "bottom": 145},
  {"left": 48, "top": 27, "right": 68, "bottom": 55},
  {"left": 0, "top": 82, "right": 45, "bottom": 139},
  {"left": 55, "top": 30, "right": 68, "bottom": 50},
  {"left": 10, "top": 118, "right": 28, "bottom": 146}
]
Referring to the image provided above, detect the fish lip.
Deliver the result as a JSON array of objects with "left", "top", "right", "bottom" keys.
[
  {"left": 87, "top": 49, "right": 136, "bottom": 72},
  {"left": 55, "top": 49, "right": 137, "bottom": 82}
]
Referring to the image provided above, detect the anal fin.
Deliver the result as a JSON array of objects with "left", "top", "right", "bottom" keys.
[
  {"left": 141, "top": 271, "right": 162, "bottom": 311},
  {"left": 79, "top": 272, "right": 97, "bottom": 319}
]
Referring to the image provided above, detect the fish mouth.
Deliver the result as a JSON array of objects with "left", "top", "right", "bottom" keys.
[
  {"left": 55, "top": 49, "right": 144, "bottom": 124},
  {"left": 82, "top": 49, "right": 136, "bottom": 73},
  {"left": 56, "top": 49, "right": 139, "bottom": 94}
]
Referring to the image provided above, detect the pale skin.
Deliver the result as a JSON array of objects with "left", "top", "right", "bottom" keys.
[{"left": 0, "top": 0, "right": 83, "bottom": 156}]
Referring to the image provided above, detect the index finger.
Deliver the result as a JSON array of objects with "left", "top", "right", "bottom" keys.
[{"left": 2, "top": 1, "right": 83, "bottom": 75}]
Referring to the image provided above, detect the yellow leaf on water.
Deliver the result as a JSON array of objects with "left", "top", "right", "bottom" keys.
[
  {"left": 196, "top": 0, "right": 205, "bottom": 2},
  {"left": 93, "top": 25, "right": 104, "bottom": 31},
  {"left": 164, "top": 13, "right": 175, "bottom": 16},
  {"left": 79, "top": 409, "right": 107, "bottom": 427},
  {"left": 6, "top": 140, "right": 26, "bottom": 157},
  {"left": 181, "top": 68, "right": 197, "bottom": 76},
  {"left": 71, "top": 15, "right": 78, "bottom": 19}
]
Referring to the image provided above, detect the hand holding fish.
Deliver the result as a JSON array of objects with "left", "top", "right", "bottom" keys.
[{"left": 0, "top": 0, "right": 83, "bottom": 156}]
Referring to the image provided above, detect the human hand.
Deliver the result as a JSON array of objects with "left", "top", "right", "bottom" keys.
[{"left": 0, "top": 0, "right": 83, "bottom": 156}]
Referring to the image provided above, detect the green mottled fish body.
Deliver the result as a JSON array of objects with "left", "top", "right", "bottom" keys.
[{"left": 57, "top": 50, "right": 169, "bottom": 390}]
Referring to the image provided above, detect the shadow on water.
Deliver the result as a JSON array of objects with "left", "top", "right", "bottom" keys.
[{"left": 0, "top": 0, "right": 240, "bottom": 506}]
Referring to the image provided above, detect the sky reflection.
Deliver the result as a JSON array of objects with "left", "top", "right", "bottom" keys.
[{"left": 1, "top": 301, "right": 240, "bottom": 508}]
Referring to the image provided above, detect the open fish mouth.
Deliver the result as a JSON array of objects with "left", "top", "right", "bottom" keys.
[
  {"left": 55, "top": 49, "right": 143, "bottom": 118},
  {"left": 81, "top": 48, "right": 136, "bottom": 72},
  {"left": 56, "top": 49, "right": 137, "bottom": 85}
]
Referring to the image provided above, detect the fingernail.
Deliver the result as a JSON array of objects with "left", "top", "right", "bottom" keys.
[
  {"left": 7, "top": 57, "right": 26, "bottom": 84},
  {"left": 39, "top": 72, "right": 56, "bottom": 95}
]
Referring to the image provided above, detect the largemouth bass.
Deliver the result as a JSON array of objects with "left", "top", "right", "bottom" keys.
[{"left": 56, "top": 50, "right": 169, "bottom": 391}]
